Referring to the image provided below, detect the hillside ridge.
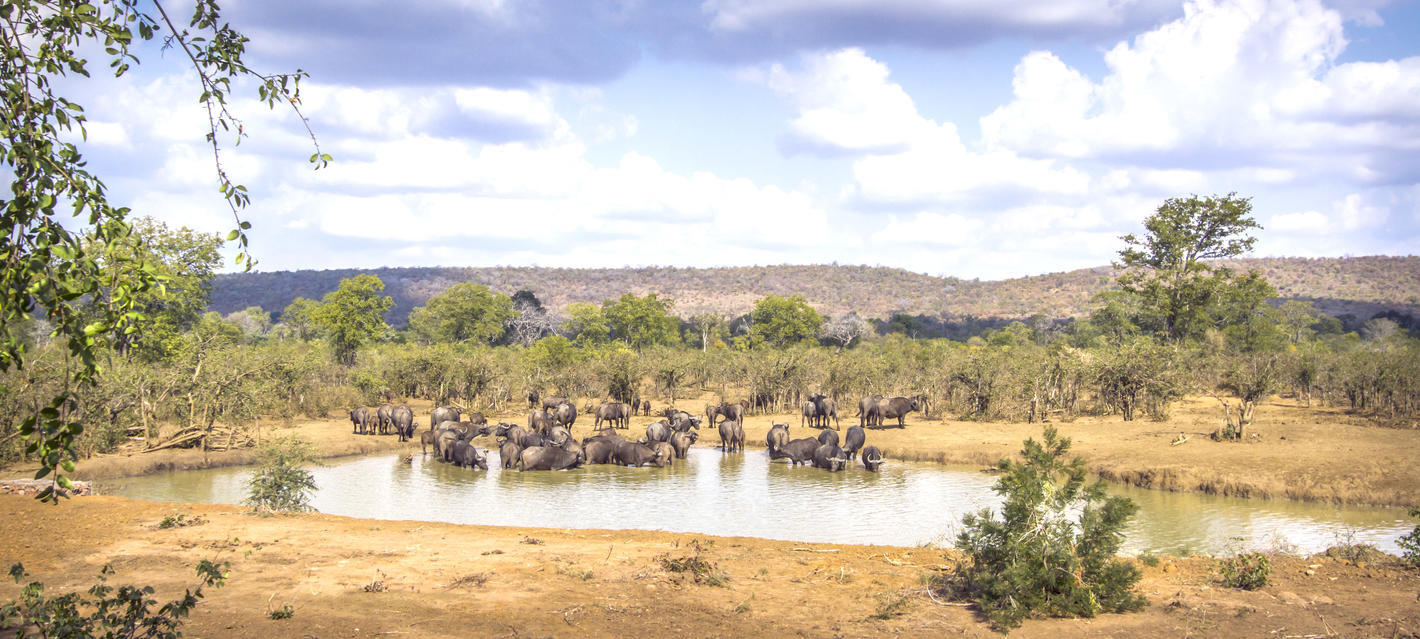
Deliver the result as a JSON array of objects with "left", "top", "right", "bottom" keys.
[{"left": 208, "top": 256, "right": 1420, "bottom": 324}]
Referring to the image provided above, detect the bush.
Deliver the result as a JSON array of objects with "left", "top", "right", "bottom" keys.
[
  {"left": 244, "top": 437, "right": 318, "bottom": 514},
  {"left": 944, "top": 427, "right": 1146, "bottom": 631},
  {"left": 1218, "top": 552, "right": 1270, "bottom": 590},
  {"left": 1399, "top": 508, "right": 1420, "bottom": 567},
  {"left": 0, "top": 560, "right": 227, "bottom": 638}
]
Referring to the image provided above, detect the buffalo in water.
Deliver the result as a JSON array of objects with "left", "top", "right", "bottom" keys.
[
  {"left": 518, "top": 446, "right": 583, "bottom": 471},
  {"left": 766, "top": 423, "right": 790, "bottom": 457},
  {"left": 450, "top": 441, "right": 489, "bottom": 469},
  {"left": 817, "top": 429, "right": 839, "bottom": 448},
  {"left": 645, "top": 421, "right": 673, "bottom": 444},
  {"left": 842, "top": 425, "right": 865, "bottom": 460},
  {"left": 670, "top": 430, "right": 698, "bottom": 458},
  {"left": 778, "top": 438, "right": 820, "bottom": 466},
  {"left": 717, "top": 420, "right": 745, "bottom": 453},
  {"left": 861, "top": 445, "right": 885, "bottom": 472},
  {"left": 614, "top": 441, "right": 667, "bottom": 467},
  {"left": 500, "top": 440, "right": 522, "bottom": 469},
  {"left": 582, "top": 438, "right": 619, "bottom": 465},
  {"left": 812, "top": 444, "right": 849, "bottom": 472},
  {"left": 528, "top": 410, "right": 555, "bottom": 436}
]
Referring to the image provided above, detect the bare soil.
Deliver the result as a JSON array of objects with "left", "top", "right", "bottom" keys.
[{"left": 1, "top": 495, "right": 1417, "bottom": 638}]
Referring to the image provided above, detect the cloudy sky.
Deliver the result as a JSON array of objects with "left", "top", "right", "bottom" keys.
[{"left": 74, "top": 0, "right": 1420, "bottom": 280}]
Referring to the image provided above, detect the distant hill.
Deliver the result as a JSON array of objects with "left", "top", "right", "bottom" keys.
[{"left": 208, "top": 256, "right": 1420, "bottom": 325}]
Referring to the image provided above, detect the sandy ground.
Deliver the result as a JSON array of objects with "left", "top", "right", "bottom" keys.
[{"left": 1, "top": 495, "right": 1416, "bottom": 638}]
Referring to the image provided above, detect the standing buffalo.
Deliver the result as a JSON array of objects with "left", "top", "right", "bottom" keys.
[
  {"left": 717, "top": 420, "right": 745, "bottom": 453},
  {"left": 817, "top": 429, "right": 839, "bottom": 448},
  {"left": 528, "top": 389, "right": 541, "bottom": 409},
  {"left": 553, "top": 403, "right": 577, "bottom": 429},
  {"left": 651, "top": 441, "right": 676, "bottom": 466},
  {"left": 778, "top": 438, "right": 820, "bottom": 465},
  {"left": 645, "top": 421, "right": 673, "bottom": 444},
  {"left": 595, "top": 402, "right": 632, "bottom": 429},
  {"left": 718, "top": 401, "right": 744, "bottom": 425},
  {"left": 546, "top": 425, "right": 572, "bottom": 448},
  {"left": 349, "top": 407, "right": 373, "bottom": 435},
  {"left": 431, "top": 406, "right": 462, "bottom": 430},
  {"left": 861, "top": 445, "right": 885, "bottom": 472},
  {"left": 842, "top": 425, "right": 865, "bottom": 460},
  {"left": 500, "top": 440, "right": 522, "bottom": 469},
  {"left": 392, "top": 405, "right": 415, "bottom": 442},
  {"left": 541, "top": 396, "right": 568, "bottom": 412},
  {"left": 856, "top": 395, "right": 884, "bottom": 427},
  {"left": 518, "top": 446, "right": 583, "bottom": 471},
  {"left": 866, "top": 396, "right": 921, "bottom": 428},
  {"left": 464, "top": 411, "right": 488, "bottom": 425},
  {"left": 640, "top": 399, "right": 652, "bottom": 416},
  {"left": 812, "top": 444, "right": 849, "bottom": 472},
  {"left": 800, "top": 401, "right": 820, "bottom": 429},
  {"left": 766, "top": 423, "right": 790, "bottom": 457},
  {"left": 670, "top": 430, "right": 698, "bottom": 458},
  {"left": 376, "top": 404, "right": 394, "bottom": 435},
  {"left": 811, "top": 394, "right": 839, "bottom": 430},
  {"left": 419, "top": 429, "right": 438, "bottom": 455},
  {"left": 704, "top": 402, "right": 721, "bottom": 429},
  {"left": 529, "top": 410, "right": 555, "bottom": 436}
]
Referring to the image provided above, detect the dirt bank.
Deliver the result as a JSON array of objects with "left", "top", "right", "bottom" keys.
[
  {"left": 5, "top": 393, "right": 1418, "bottom": 507},
  {"left": 1, "top": 495, "right": 1415, "bottom": 638}
]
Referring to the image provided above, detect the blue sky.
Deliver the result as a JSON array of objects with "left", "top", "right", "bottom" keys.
[{"left": 76, "top": 0, "right": 1420, "bottom": 279}]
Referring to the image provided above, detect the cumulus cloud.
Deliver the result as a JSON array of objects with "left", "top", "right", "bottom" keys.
[{"left": 978, "top": 0, "right": 1420, "bottom": 185}]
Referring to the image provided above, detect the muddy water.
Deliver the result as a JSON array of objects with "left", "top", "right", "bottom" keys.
[{"left": 104, "top": 448, "right": 1413, "bottom": 555}]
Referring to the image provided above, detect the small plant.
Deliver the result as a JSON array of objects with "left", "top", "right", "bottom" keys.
[
  {"left": 445, "top": 573, "right": 490, "bottom": 589},
  {"left": 363, "top": 569, "right": 388, "bottom": 593},
  {"left": 0, "top": 560, "right": 228, "bottom": 638},
  {"left": 268, "top": 604, "right": 295, "bottom": 620},
  {"left": 943, "top": 427, "right": 1147, "bottom": 631},
  {"left": 1137, "top": 552, "right": 1161, "bottom": 567},
  {"left": 1218, "top": 552, "right": 1270, "bottom": 590},
  {"left": 1399, "top": 508, "right": 1420, "bottom": 567},
  {"left": 157, "top": 513, "right": 207, "bottom": 529},
  {"left": 870, "top": 590, "right": 913, "bottom": 620},
  {"left": 659, "top": 552, "right": 729, "bottom": 587},
  {"left": 521, "top": 536, "right": 544, "bottom": 545},
  {"left": 245, "top": 437, "right": 319, "bottom": 514}
]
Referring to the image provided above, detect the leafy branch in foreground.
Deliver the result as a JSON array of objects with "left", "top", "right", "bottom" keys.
[
  {"left": 0, "top": 560, "right": 229, "bottom": 638},
  {"left": 939, "top": 426, "right": 1146, "bottom": 631},
  {"left": 1, "top": 0, "right": 326, "bottom": 501}
]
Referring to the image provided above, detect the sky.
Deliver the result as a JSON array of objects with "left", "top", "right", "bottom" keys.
[{"left": 69, "top": 0, "right": 1420, "bottom": 280}]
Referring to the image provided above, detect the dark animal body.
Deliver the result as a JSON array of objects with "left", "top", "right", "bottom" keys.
[
  {"left": 595, "top": 402, "right": 632, "bottom": 429},
  {"left": 392, "top": 405, "right": 415, "bottom": 441},
  {"left": 717, "top": 420, "right": 745, "bottom": 452},
  {"left": 778, "top": 438, "right": 820, "bottom": 465},
  {"left": 861, "top": 445, "right": 884, "bottom": 472},
  {"left": 842, "top": 425, "right": 865, "bottom": 460},
  {"left": 614, "top": 441, "right": 666, "bottom": 467},
  {"left": 518, "top": 446, "right": 583, "bottom": 471},
  {"left": 376, "top": 404, "right": 394, "bottom": 435},
  {"left": 812, "top": 444, "right": 848, "bottom": 472},
  {"left": 766, "top": 423, "right": 790, "bottom": 456},
  {"left": 670, "top": 430, "right": 698, "bottom": 458},
  {"left": 817, "top": 429, "right": 839, "bottom": 448},
  {"left": 430, "top": 406, "right": 462, "bottom": 430}
]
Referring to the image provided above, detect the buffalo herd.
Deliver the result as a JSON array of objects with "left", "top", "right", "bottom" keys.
[{"left": 357, "top": 393, "right": 910, "bottom": 474}]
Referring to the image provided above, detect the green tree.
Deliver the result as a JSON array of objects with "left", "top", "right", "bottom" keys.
[
  {"left": 1116, "top": 193, "right": 1265, "bottom": 342},
  {"left": 278, "top": 297, "right": 322, "bottom": 341},
  {"left": 407, "top": 283, "right": 513, "bottom": 345},
  {"left": 689, "top": 312, "right": 730, "bottom": 351},
  {"left": 1, "top": 0, "right": 324, "bottom": 500},
  {"left": 313, "top": 275, "right": 392, "bottom": 365},
  {"left": 1277, "top": 300, "right": 1319, "bottom": 344},
  {"left": 245, "top": 436, "right": 318, "bottom": 514},
  {"left": 602, "top": 293, "right": 679, "bottom": 350},
  {"left": 747, "top": 295, "right": 824, "bottom": 348},
  {"left": 88, "top": 218, "right": 224, "bottom": 360},
  {"left": 563, "top": 302, "right": 611, "bottom": 346},
  {"left": 948, "top": 427, "right": 1146, "bottom": 630}
]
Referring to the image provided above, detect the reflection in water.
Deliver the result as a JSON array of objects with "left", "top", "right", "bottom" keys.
[{"left": 104, "top": 448, "right": 1412, "bottom": 555}]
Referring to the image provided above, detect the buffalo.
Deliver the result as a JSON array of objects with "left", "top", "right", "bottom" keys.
[
  {"left": 670, "top": 430, "right": 698, "bottom": 458},
  {"left": 778, "top": 438, "right": 820, "bottom": 466},
  {"left": 553, "top": 403, "right": 577, "bottom": 429},
  {"left": 376, "top": 404, "right": 394, "bottom": 435},
  {"left": 431, "top": 406, "right": 462, "bottom": 430},
  {"left": 582, "top": 438, "right": 619, "bottom": 465},
  {"left": 595, "top": 402, "right": 632, "bottom": 429},
  {"left": 842, "top": 425, "right": 866, "bottom": 460},
  {"left": 717, "top": 419, "right": 745, "bottom": 453},
  {"left": 812, "top": 444, "right": 849, "bottom": 472},
  {"left": 392, "top": 405, "right": 415, "bottom": 441},
  {"left": 518, "top": 446, "right": 583, "bottom": 471},
  {"left": 766, "top": 423, "right": 790, "bottom": 457},
  {"left": 866, "top": 396, "right": 921, "bottom": 428},
  {"left": 500, "top": 440, "right": 522, "bottom": 469},
  {"left": 613, "top": 441, "right": 666, "bottom": 467},
  {"left": 817, "top": 428, "right": 839, "bottom": 448},
  {"left": 861, "top": 445, "right": 885, "bottom": 472},
  {"left": 645, "top": 421, "right": 673, "bottom": 444}
]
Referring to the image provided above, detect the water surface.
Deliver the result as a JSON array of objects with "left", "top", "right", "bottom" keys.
[{"left": 105, "top": 448, "right": 1412, "bottom": 555}]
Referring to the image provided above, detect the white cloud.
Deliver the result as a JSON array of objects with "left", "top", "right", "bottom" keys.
[
  {"left": 979, "top": 0, "right": 1420, "bottom": 173},
  {"left": 763, "top": 48, "right": 939, "bottom": 153},
  {"left": 1270, "top": 209, "right": 1330, "bottom": 233}
]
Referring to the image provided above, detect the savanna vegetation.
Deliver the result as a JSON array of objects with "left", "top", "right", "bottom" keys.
[{"left": 4, "top": 196, "right": 1418, "bottom": 475}]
